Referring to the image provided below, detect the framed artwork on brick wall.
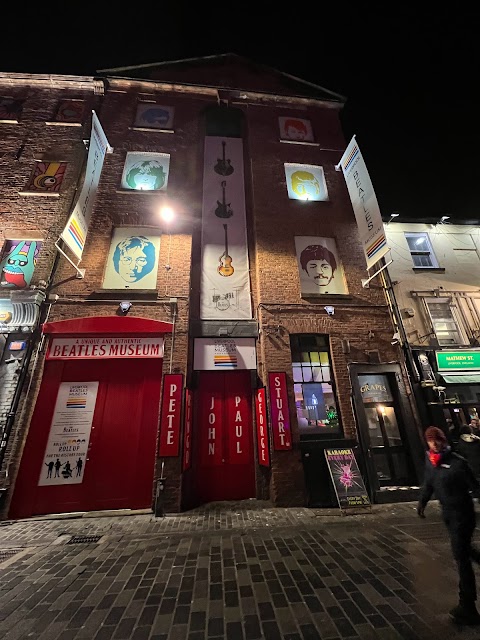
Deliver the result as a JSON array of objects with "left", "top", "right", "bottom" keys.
[
  {"left": 134, "top": 104, "right": 174, "bottom": 130},
  {"left": 120, "top": 152, "right": 170, "bottom": 191},
  {"left": 279, "top": 117, "right": 314, "bottom": 142},
  {"left": 295, "top": 236, "right": 348, "bottom": 296},
  {"left": 24, "top": 162, "right": 67, "bottom": 193},
  {"left": 0, "top": 96, "right": 24, "bottom": 122},
  {"left": 284, "top": 163, "right": 328, "bottom": 201},
  {"left": 0, "top": 240, "right": 42, "bottom": 289},
  {"left": 102, "top": 227, "right": 161, "bottom": 290},
  {"left": 54, "top": 99, "right": 85, "bottom": 123}
]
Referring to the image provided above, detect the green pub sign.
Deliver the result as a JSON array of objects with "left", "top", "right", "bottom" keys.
[{"left": 436, "top": 350, "right": 480, "bottom": 371}]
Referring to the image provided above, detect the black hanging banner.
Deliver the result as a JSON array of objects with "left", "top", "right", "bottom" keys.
[{"left": 325, "top": 448, "right": 371, "bottom": 513}]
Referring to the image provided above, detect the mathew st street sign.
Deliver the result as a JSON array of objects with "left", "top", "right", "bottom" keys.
[{"left": 436, "top": 350, "right": 480, "bottom": 371}]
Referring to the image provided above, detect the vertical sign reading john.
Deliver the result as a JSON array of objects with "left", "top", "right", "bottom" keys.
[
  {"left": 158, "top": 374, "right": 183, "bottom": 457},
  {"left": 255, "top": 388, "right": 270, "bottom": 466},
  {"left": 267, "top": 372, "right": 292, "bottom": 451}
]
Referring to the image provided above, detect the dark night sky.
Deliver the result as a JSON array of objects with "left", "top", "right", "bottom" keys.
[{"left": 1, "top": 6, "right": 478, "bottom": 221}]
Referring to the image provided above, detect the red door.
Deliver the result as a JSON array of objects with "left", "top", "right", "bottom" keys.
[
  {"left": 195, "top": 371, "right": 255, "bottom": 503},
  {"left": 9, "top": 358, "right": 162, "bottom": 519}
]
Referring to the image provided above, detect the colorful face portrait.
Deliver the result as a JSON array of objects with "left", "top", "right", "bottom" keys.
[
  {"left": 0, "top": 240, "right": 41, "bottom": 289},
  {"left": 0, "top": 96, "right": 24, "bottom": 121},
  {"left": 284, "top": 164, "right": 328, "bottom": 201},
  {"left": 102, "top": 228, "right": 161, "bottom": 290},
  {"left": 55, "top": 100, "right": 85, "bottom": 123},
  {"left": 279, "top": 117, "right": 314, "bottom": 142},
  {"left": 295, "top": 236, "right": 348, "bottom": 295},
  {"left": 25, "top": 162, "right": 67, "bottom": 193},
  {"left": 134, "top": 104, "right": 174, "bottom": 129},
  {"left": 121, "top": 153, "right": 170, "bottom": 191}
]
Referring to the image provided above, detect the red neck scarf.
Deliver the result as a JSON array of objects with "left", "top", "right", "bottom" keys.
[{"left": 429, "top": 451, "right": 443, "bottom": 466}]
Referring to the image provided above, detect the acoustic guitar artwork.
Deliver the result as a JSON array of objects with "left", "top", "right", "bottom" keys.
[
  {"left": 215, "top": 180, "right": 233, "bottom": 219},
  {"left": 214, "top": 141, "right": 234, "bottom": 176},
  {"left": 218, "top": 224, "right": 234, "bottom": 277}
]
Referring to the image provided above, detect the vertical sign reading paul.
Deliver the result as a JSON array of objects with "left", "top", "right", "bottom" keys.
[
  {"left": 158, "top": 374, "right": 183, "bottom": 457},
  {"left": 325, "top": 448, "right": 370, "bottom": 510},
  {"left": 38, "top": 381, "right": 99, "bottom": 486},
  {"left": 255, "top": 388, "right": 270, "bottom": 466},
  {"left": 267, "top": 372, "right": 292, "bottom": 451},
  {"left": 182, "top": 388, "right": 193, "bottom": 471}
]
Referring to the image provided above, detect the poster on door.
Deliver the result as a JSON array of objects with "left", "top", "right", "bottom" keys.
[{"left": 38, "top": 381, "right": 99, "bottom": 486}]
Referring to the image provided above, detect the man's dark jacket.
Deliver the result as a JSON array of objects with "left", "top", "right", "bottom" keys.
[{"left": 419, "top": 448, "right": 480, "bottom": 515}]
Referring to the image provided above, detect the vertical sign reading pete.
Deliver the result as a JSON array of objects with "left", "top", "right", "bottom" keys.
[
  {"left": 267, "top": 372, "right": 292, "bottom": 451},
  {"left": 182, "top": 388, "right": 193, "bottom": 471},
  {"left": 158, "top": 374, "right": 183, "bottom": 457},
  {"left": 255, "top": 388, "right": 270, "bottom": 466}
]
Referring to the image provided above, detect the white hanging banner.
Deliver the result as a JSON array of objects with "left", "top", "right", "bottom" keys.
[
  {"left": 38, "top": 381, "right": 99, "bottom": 486},
  {"left": 60, "top": 111, "right": 111, "bottom": 261},
  {"left": 200, "top": 136, "right": 252, "bottom": 319},
  {"left": 337, "top": 136, "right": 389, "bottom": 270}
]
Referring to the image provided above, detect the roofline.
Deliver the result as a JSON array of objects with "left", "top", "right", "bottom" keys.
[{"left": 382, "top": 217, "right": 480, "bottom": 226}]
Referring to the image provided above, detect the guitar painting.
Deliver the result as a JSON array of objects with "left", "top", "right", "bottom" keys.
[
  {"left": 215, "top": 181, "right": 233, "bottom": 218},
  {"left": 218, "top": 224, "right": 234, "bottom": 277},
  {"left": 214, "top": 141, "right": 234, "bottom": 176}
]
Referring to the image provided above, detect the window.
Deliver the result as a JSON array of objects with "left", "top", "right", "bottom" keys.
[
  {"left": 290, "top": 334, "right": 341, "bottom": 436},
  {"left": 426, "top": 299, "right": 465, "bottom": 345},
  {"left": 405, "top": 232, "right": 438, "bottom": 268}
]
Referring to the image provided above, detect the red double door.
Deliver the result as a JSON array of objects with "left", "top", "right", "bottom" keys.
[
  {"left": 9, "top": 358, "right": 162, "bottom": 519},
  {"left": 195, "top": 371, "right": 256, "bottom": 503}
]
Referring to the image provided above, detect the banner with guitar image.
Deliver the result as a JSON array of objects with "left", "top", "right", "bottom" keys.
[{"left": 200, "top": 136, "right": 252, "bottom": 319}]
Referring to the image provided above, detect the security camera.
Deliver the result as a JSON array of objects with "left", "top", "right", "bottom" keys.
[
  {"left": 324, "top": 305, "right": 335, "bottom": 316},
  {"left": 119, "top": 301, "right": 132, "bottom": 313},
  {"left": 391, "top": 332, "right": 401, "bottom": 345}
]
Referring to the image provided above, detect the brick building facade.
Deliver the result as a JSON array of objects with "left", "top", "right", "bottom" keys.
[{"left": 0, "top": 55, "right": 423, "bottom": 520}]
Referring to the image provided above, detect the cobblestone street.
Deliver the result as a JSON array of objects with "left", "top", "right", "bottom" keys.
[{"left": 1, "top": 500, "right": 480, "bottom": 639}]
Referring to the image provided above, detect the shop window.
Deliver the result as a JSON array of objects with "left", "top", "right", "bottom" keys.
[
  {"left": 405, "top": 232, "right": 438, "bottom": 268},
  {"left": 290, "top": 334, "right": 341, "bottom": 436},
  {"left": 425, "top": 298, "right": 465, "bottom": 346}
]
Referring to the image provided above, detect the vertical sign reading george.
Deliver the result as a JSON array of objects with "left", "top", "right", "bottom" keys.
[
  {"left": 325, "top": 448, "right": 370, "bottom": 510},
  {"left": 255, "top": 388, "right": 270, "bottom": 467},
  {"left": 182, "top": 388, "right": 193, "bottom": 471},
  {"left": 268, "top": 372, "right": 292, "bottom": 451},
  {"left": 38, "top": 381, "right": 99, "bottom": 486},
  {"left": 158, "top": 374, "right": 183, "bottom": 457}
]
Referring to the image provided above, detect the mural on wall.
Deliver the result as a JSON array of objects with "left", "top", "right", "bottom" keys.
[
  {"left": 0, "top": 96, "right": 24, "bottom": 121},
  {"left": 25, "top": 162, "right": 67, "bottom": 193},
  {"left": 200, "top": 136, "right": 252, "bottom": 319},
  {"left": 102, "top": 228, "right": 161, "bottom": 290},
  {"left": 295, "top": 236, "right": 348, "bottom": 295},
  {"left": 134, "top": 104, "right": 174, "bottom": 130},
  {"left": 284, "top": 163, "right": 328, "bottom": 201},
  {"left": 55, "top": 100, "right": 85, "bottom": 123},
  {"left": 121, "top": 152, "right": 170, "bottom": 191},
  {"left": 279, "top": 117, "right": 314, "bottom": 142},
  {"left": 0, "top": 240, "right": 41, "bottom": 289}
]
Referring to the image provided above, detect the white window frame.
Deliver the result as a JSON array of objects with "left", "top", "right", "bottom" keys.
[
  {"left": 424, "top": 297, "right": 467, "bottom": 346},
  {"left": 405, "top": 232, "right": 438, "bottom": 268}
]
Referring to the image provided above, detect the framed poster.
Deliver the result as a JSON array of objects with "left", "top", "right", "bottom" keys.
[
  {"left": 121, "top": 152, "right": 170, "bottom": 191},
  {"left": 295, "top": 236, "right": 348, "bottom": 296},
  {"left": 325, "top": 448, "right": 371, "bottom": 511},
  {"left": 55, "top": 99, "right": 85, "bottom": 123},
  {"left": 102, "top": 227, "right": 161, "bottom": 290},
  {"left": 0, "top": 240, "right": 42, "bottom": 289},
  {"left": 38, "top": 381, "right": 99, "bottom": 486},
  {"left": 134, "top": 103, "right": 174, "bottom": 130},
  {"left": 279, "top": 117, "right": 314, "bottom": 142},
  {"left": 25, "top": 162, "right": 67, "bottom": 193},
  {"left": 284, "top": 163, "right": 328, "bottom": 201},
  {"left": 0, "top": 96, "right": 23, "bottom": 122}
]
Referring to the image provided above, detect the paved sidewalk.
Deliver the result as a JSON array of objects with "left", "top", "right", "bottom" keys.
[{"left": 1, "top": 500, "right": 480, "bottom": 639}]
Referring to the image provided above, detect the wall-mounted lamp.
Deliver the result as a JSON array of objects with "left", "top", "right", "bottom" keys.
[
  {"left": 391, "top": 332, "right": 401, "bottom": 346},
  {"left": 119, "top": 301, "right": 132, "bottom": 314},
  {"left": 387, "top": 213, "right": 399, "bottom": 224},
  {"left": 324, "top": 306, "right": 335, "bottom": 316},
  {"left": 439, "top": 215, "right": 450, "bottom": 224}
]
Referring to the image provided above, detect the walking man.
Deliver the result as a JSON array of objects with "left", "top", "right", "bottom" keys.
[{"left": 417, "top": 426, "right": 480, "bottom": 624}]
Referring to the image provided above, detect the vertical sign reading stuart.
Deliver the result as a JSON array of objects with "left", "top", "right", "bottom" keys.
[
  {"left": 267, "top": 372, "right": 292, "bottom": 451},
  {"left": 182, "top": 388, "right": 193, "bottom": 471},
  {"left": 255, "top": 388, "right": 270, "bottom": 467},
  {"left": 158, "top": 374, "right": 183, "bottom": 457},
  {"left": 200, "top": 136, "right": 252, "bottom": 319},
  {"left": 38, "top": 381, "right": 99, "bottom": 486}
]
